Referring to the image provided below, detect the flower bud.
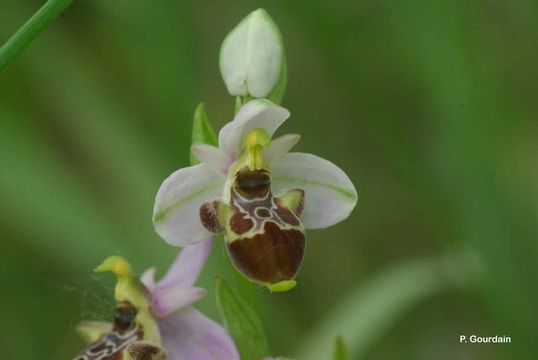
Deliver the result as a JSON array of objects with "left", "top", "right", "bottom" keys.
[{"left": 219, "top": 9, "right": 286, "bottom": 101}]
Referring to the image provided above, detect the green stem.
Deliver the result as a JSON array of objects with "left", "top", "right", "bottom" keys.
[{"left": 0, "top": 0, "right": 74, "bottom": 70}]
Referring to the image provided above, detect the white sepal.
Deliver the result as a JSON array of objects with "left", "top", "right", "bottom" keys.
[
  {"left": 272, "top": 152, "right": 358, "bottom": 229},
  {"left": 153, "top": 164, "right": 225, "bottom": 246}
]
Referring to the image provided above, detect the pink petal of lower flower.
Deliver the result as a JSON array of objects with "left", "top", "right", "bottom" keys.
[
  {"left": 140, "top": 267, "right": 157, "bottom": 291},
  {"left": 159, "top": 307, "right": 239, "bottom": 360},
  {"left": 152, "top": 287, "right": 207, "bottom": 318},
  {"left": 156, "top": 238, "right": 213, "bottom": 290}
]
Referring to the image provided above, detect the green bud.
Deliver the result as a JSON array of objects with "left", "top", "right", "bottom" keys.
[{"left": 219, "top": 9, "right": 286, "bottom": 101}]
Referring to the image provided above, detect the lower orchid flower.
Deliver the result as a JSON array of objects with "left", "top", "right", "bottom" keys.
[
  {"left": 153, "top": 99, "right": 358, "bottom": 292},
  {"left": 74, "top": 239, "right": 239, "bottom": 360}
]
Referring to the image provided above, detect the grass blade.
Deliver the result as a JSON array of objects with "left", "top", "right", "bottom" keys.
[
  {"left": 0, "top": 0, "right": 74, "bottom": 70},
  {"left": 296, "top": 251, "right": 482, "bottom": 359}
]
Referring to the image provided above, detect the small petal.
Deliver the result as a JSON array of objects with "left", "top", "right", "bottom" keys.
[
  {"left": 191, "top": 144, "right": 234, "bottom": 175},
  {"left": 152, "top": 287, "right": 207, "bottom": 318},
  {"left": 219, "top": 9, "right": 283, "bottom": 98},
  {"left": 153, "top": 164, "right": 225, "bottom": 247},
  {"left": 271, "top": 153, "right": 357, "bottom": 229},
  {"left": 76, "top": 321, "right": 112, "bottom": 344},
  {"left": 219, "top": 99, "right": 290, "bottom": 156},
  {"left": 159, "top": 307, "right": 239, "bottom": 360},
  {"left": 156, "top": 239, "right": 213, "bottom": 290},
  {"left": 264, "top": 134, "right": 300, "bottom": 163},
  {"left": 140, "top": 267, "right": 157, "bottom": 292}
]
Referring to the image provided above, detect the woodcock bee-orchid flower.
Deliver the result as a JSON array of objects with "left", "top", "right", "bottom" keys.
[
  {"left": 153, "top": 99, "right": 357, "bottom": 292},
  {"left": 74, "top": 239, "right": 239, "bottom": 360}
]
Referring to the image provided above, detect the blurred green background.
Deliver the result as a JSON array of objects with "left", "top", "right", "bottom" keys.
[{"left": 1, "top": 0, "right": 537, "bottom": 359}]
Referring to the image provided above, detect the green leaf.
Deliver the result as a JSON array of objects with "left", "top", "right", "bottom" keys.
[
  {"left": 190, "top": 103, "right": 217, "bottom": 165},
  {"left": 332, "top": 337, "right": 350, "bottom": 360},
  {"left": 215, "top": 276, "right": 269, "bottom": 360},
  {"left": 0, "top": 0, "right": 74, "bottom": 70}
]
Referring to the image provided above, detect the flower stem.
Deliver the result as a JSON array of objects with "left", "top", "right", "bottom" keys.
[{"left": 0, "top": 0, "right": 74, "bottom": 71}]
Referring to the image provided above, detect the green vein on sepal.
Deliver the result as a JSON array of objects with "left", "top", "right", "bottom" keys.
[
  {"left": 153, "top": 180, "right": 224, "bottom": 224},
  {"left": 272, "top": 176, "right": 358, "bottom": 202}
]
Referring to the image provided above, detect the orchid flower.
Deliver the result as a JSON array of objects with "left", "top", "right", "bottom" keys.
[
  {"left": 74, "top": 239, "right": 239, "bottom": 360},
  {"left": 153, "top": 99, "right": 357, "bottom": 292}
]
